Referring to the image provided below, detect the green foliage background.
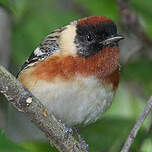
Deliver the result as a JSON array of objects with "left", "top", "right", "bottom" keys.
[{"left": 0, "top": 0, "right": 152, "bottom": 152}]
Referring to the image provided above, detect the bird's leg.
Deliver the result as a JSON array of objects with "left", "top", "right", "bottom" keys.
[
  {"left": 59, "top": 120, "right": 89, "bottom": 151},
  {"left": 72, "top": 127, "right": 89, "bottom": 151},
  {"left": 72, "top": 127, "right": 82, "bottom": 141}
]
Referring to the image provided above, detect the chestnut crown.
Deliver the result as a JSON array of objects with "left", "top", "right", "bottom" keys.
[{"left": 75, "top": 16, "right": 123, "bottom": 58}]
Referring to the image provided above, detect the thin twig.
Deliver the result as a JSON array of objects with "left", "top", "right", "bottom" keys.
[
  {"left": 120, "top": 96, "right": 152, "bottom": 152},
  {"left": 0, "top": 65, "right": 88, "bottom": 152}
]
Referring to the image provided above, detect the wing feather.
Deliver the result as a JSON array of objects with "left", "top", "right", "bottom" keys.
[{"left": 17, "top": 27, "right": 66, "bottom": 77}]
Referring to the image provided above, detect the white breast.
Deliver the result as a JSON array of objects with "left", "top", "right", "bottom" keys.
[{"left": 30, "top": 76, "right": 115, "bottom": 126}]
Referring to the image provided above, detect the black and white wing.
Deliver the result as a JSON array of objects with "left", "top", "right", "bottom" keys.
[{"left": 17, "top": 27, "right": 65, "bottom": 76}]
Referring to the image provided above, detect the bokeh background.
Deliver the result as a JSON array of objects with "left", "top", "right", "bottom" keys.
[{"left": 0, "top": 0, "right": 152, "bottom": 152}]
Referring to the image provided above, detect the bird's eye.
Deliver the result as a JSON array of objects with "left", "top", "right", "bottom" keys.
[{"left": 86, "top": 34, "right": 95, "bottom": 41}]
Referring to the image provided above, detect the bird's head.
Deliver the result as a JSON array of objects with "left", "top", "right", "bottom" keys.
[{"left": 59, "top": 16, "right": 124, "bottom": 58}]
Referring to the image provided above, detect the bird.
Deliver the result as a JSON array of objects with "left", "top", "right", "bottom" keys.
[{"left": 17, "top": 16, "right": 124, "bottom": 127}]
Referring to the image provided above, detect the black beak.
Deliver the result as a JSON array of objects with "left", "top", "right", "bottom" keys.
[{"left": 100, "top": 34, "right": 124, "bottom": 46}]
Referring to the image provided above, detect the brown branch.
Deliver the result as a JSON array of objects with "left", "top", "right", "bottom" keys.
[
  {"left": 120, "top": 96, "right": 152, "bottom": 152},
  {"left": 117, "top": 0, "right": 152, "bottom": 46},
  {"left": 0, "top": 65, "right": 88, "bottom": 152},
  {"left": 117, "top": 0, "right": 152, "bottom": 64}
]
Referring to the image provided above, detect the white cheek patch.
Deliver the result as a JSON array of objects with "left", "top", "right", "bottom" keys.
[
  {"left": 34, "top": 47, "right": 44, "bottom": 56},
  {"left": 59, "top": 24, "right": 77, "bottom": 56}
]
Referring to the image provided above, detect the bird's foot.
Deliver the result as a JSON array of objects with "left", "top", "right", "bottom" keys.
[{"left": 72, "top": 127, "right": 89, "bottom": 152}]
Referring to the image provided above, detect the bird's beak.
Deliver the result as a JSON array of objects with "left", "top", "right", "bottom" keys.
[{"left": 100, "top": 34, "right": 124, "bottom": 46}]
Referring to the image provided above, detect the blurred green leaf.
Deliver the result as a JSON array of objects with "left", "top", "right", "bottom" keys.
[
  {"left": 121, "top": 59, "right": 152, "bottom": 97},
  {"left": 76, "top": 0, "right": 119, "bottom": 22},
  {"left": 80, "top": 117, "right": 147, "bottom": 152},
  {"left": 0, "top": 0, "right": 9, "bottom": 7},
  {"left": 21, "top": 141, "right": 58, "bottom": 152},
  {"left": 0, "top": 129, "right": 28, "bottom": 152},
  {"left": 122, "top": 59, "right": 152, "bottom": 82},
  {"left": 0, "top": 0, "right": 11, "bottom": 11},
  {"left": 141, "top": 138, "right": 152, "bottom": 152}
]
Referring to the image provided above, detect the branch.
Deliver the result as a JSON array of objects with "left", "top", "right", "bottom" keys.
[
  {"left": 0, "top": 65, "right": 88, "bottom": 152},
  {"left": 117, "top": 0, "right": 152, "bottom": 64},
  {"left": 120, "top": 96, "right": 152, "bottom": 152},
  {"left": 117, "top": 0, "right": 152, "bottom": 46}
]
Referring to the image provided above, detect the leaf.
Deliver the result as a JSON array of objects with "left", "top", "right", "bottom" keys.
[
  {"left": 21, "top": 141, "right": 58, "bottom": 152},
  {"left": 121, "top": 59, "right": 152, "bottom": 97},
  {"left": 0, "top": 0, "right": 9, "bottom": 8},
  {"left": 141, "top": 138, "right": 152, "bottom": 152},
  {"left": 80, "top": 117, "right": 147, "bottom": 152},
  {"left": 77, "top": 0, "right": 119, "bottom": 22}
]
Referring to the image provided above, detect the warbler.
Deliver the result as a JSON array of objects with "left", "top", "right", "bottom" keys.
[{"left": 18, "top": 16, "right": 124, "bottom": 127}]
